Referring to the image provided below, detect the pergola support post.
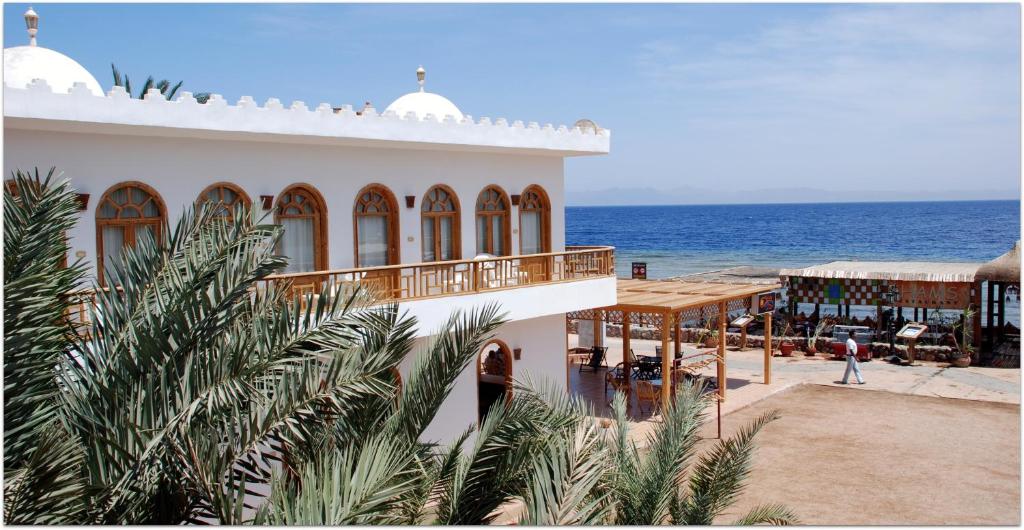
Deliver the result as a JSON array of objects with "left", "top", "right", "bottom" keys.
[
  {"left": 622, "top": 311, "right": 632, "bottom": 412},
  {"left": 987, "top": 281, "right": 996, "bottom": 349},
  {"left": 674, "top": 316, "right": 681, "bottom": 357},
  {"left": 764, "top": 311, "right": 772, "bottom": 385},
  {"left": 718, "top": 301, "right": 727, "bottom": 401},
  {"left": 662, "top": 310, "right": 672, "bottom": 408},
  {"left": 998, "top": 283, "right": 1006, "bottom": 332},
  {"left": 972, "top": 284, "right": 982, "bottom": 356}
]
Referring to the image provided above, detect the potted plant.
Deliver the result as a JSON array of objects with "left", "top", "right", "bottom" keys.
[
  {"left": 695, "top": 321, "right": 718, "bottom": 348},
  {"left": 704, "top": 329, "right": 719, "bottom": 349},
  {"left": 948, "top": 306, "right": 976, "bottom": 368},
  {"left": 805, "top": 316, "right": 834, "bottom": 356},
  {"left": 774, "top": 319, "right": 795, "bottom": 357}
]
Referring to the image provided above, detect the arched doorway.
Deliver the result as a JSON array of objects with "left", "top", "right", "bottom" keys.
[{"left": 478, "top": 339, "right": 513, "bottom": 421}]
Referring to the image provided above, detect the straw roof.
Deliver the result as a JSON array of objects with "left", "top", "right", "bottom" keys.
[
  {"left": 779, "top": 261, "right": 982, "bottom": 283},
  {"left": 976, "top": 241, "right": 1021, "bottom": 283}
]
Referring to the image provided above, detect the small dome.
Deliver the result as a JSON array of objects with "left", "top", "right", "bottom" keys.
[
  {"left": 384, "top": 65, "right": 463, "bottom": 121},
  {"left": 385, "top": 91, "right": 463, "bottom": 121},
  {"left": 4, "top": 45, "right": 103, "bottom": 96}
]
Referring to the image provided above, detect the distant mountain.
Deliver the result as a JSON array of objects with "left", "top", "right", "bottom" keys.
[{"left": 565, "top": 186, "right": 1020, "bottom": 206}]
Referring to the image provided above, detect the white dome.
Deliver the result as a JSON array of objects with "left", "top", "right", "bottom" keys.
[
  {"left": 385, "top": 91, "right": 464, "bottom": 121},
  {"left": 4, "top": 45, "right": 103, "bottom": 96}
]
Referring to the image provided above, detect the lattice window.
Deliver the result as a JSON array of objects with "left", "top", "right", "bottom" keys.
[
  {"left": 519, "top": 185, "right": 550, "bottom": 255},
  {"left": 728, "top": 297, "right": 750, "bottom": 313},
  {"left": 197, "top": 182, "right": 250, "bottom": 219},
  {"left": 96, "top": 182, "right": 166, "bottom": 284},
  {"left": 476, "top": 186, "right": 510, "bottom": 256},
  {"left": 276, "top": 184, "right": 328, "bottom": 273},
  {"left": 422, "top": 185, "right": 460, "bottom": 262},
  {"left": 353, "top": 184, "right": 398, "bottom": 267}
]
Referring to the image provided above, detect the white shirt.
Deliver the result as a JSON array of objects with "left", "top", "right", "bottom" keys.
[{"left": 846, "top": 337, "right": 858, "bottom": 357}]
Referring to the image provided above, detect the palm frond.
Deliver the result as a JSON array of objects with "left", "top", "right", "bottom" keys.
[
  {"left": 678, "top": 409, "right": 781, "bottom": 525},
  {"left": 257, "top": 435, "right": 420, "bottom": 525},
  {"left": 733, "top": 503, "right": 800, "bottom": 525},
  {"left": 517, "top": 420, "right": 613, "bottom": 525},
  {"left": 385, "top": 304, "right": 505, "bottom": 444},
  {"left": 110, "top": 63, "right": 123, "bottom": 88},
  {"left": 3, "top": 423, "right": 89, "bottom": 524},
  {"left": 3, "top": 168, "right": 85, "bottom": 469}
]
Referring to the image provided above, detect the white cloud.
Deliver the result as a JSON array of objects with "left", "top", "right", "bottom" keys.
[{"left": 622, "top": 4, "right": 1020, "bottom": 195}]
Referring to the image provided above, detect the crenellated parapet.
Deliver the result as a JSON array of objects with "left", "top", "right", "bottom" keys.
[{"left": 4, "top": 80, "right": 611, "bottom": 156}]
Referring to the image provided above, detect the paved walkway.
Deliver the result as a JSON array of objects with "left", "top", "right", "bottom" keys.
[{"left": 568, "top": 334, "right": 1019, "bottom": 443}]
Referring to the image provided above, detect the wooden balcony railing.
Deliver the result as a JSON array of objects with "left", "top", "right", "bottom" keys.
[
  {"left": 262, "top": 246, "right": 616, "bottom": 303},
  {"left": 62, "top": 247, "right": 615, "bottom": 337}
]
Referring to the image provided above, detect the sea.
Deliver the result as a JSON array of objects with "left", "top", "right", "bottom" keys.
[{"left": 566, "top": 200, "right": 1021, "bottom": 324}]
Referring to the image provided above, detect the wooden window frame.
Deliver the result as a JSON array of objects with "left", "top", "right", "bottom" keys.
[
  {"left": 275, "top": 183, "right": 329, "bottom": 271},
  {"left": 196, "top": 182, "right": 252, "bottom": 219},
  {"left": 518, "top": 184, "right": 552, "bottom": 255},
  {"left": 352, "top": 183, "right": 400, "bottom": 267},
  {"left": 475, "top": 185, "right": 512, "bottom": 257},
  {"left": 95, "top": 181, "right": 167, "bottom": 286},
  {"left": 421, "top": 184, "right": 461, "bottom": 262}
]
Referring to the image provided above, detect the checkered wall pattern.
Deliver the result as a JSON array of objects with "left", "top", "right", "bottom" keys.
[{"left": 787, "top": 277, "right": 883, "bottom": 306}]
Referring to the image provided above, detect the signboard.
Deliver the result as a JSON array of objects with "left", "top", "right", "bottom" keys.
[
  {"left": 731, "top": 314, "right": 755, "bottom": 328},
  {"left": 756, "top": 292, "right": 776, "bottom": 315},
  {"left": 896, "top": 323, "right": 929, "bottom": 340},
  {"left": 897, "top": 281, "right": 973, "bottom": 309},
  {"left": 631, "top": 262, "right": 647, "bottom": 280}
]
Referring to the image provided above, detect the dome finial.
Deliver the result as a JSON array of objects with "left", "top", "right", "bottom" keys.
[
  {"left": 24, "top": 7, "right": 39, "bottom": 46},
  {"left": 416, "top": 65, "right": 425, "bottom": 93}
]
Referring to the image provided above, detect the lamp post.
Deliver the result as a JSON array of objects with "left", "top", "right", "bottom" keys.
[
  {"left": 884, "top": 284, "right": 900, "bottom": 360},
  {"left": 24, "top": 7, "right": 38, "bottom": 46}
]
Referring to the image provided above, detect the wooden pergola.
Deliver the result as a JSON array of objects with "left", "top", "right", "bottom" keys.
[{"left": 569, "top": 278, "right": 780, "bottom": 407}]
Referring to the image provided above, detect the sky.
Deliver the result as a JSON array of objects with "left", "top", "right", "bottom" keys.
[{"left": 3, "top": 3, "right": 1021, "bottom": 205}]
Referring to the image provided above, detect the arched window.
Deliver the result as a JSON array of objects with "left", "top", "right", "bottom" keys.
[
  {"left": 197, "top": 182, "right": 251, "bottom": 219},
  {"left": 353, "top": 184, "right": 399, "bottom": 267},
  {"left": 519, "top": 185, "right": 551, "bottom": 255},
  {"left": 475, "top": 186, "right": 510, "bottom": 256},
  {"left": 275, "top": 184, "right": 328, "bottom": 273},
  {"left": 421, "top": 185, "right": 460, "bottom": 262},
  {"left": 96, "top": 182, "right": 166, "bottom": 283}
]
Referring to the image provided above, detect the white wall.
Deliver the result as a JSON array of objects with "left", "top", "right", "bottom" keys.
[
  {"left": 4, "top": 128, "right": 567, "bottom": 277},
  {"left": 400, "top": 312, "right": 568, "bottom": 445},
  {"left": 398, "top": 276, "right": 615, "bottom": 338}
]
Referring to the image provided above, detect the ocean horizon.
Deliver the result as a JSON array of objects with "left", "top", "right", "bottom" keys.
[
  {"left": 566, "top": 197, "right": 1020, "bottom": 209},
  {"left": 567, "top": 199, "right": 1020, "bottom": 323}
]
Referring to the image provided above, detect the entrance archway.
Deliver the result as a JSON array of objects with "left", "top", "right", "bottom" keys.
[{"left": 478, "top": 339, "right": 513, "bottom": 421}]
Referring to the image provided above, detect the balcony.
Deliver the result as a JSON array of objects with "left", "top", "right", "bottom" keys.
[
  {"left": 262, "top": 245, "right": 616, "bottom": 303},
  {"left": 64, "top": 246, "right": 615, "bottom": 340}
]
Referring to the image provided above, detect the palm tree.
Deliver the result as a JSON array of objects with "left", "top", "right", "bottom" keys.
[
  {"left": 3, "top": 168, "right": 508, "bottom": 524},
  {"left": 111, "top": 63, "right": 211, "bottom": 103},
  {"left": 3, "top": 171, "right": 795, "bottom": 525}
]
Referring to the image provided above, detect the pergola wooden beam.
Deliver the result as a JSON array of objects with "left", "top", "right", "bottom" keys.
[{"left": 574, "top": 278, "right": 779, "bottom": 408}]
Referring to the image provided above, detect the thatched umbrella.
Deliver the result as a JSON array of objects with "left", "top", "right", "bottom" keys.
[{"left": 976, "top": 241, "right": 1020, "bottom": 284}]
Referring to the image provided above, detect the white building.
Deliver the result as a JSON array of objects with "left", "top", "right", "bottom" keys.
[{"left": 3, "top": 10, "right": 616, "bottom": 441}]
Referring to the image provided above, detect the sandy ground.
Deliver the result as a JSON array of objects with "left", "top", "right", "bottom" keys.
[
  {"left": 556, "top": 334, "right": 1020, "bottom": 525},
  {"left": 709, "top": 384, "right": 1021, "bottom": 526}
]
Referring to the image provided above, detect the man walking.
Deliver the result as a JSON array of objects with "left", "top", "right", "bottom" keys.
[{"left": 842, "top": 329, "right": 865, "bottom": 384}]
